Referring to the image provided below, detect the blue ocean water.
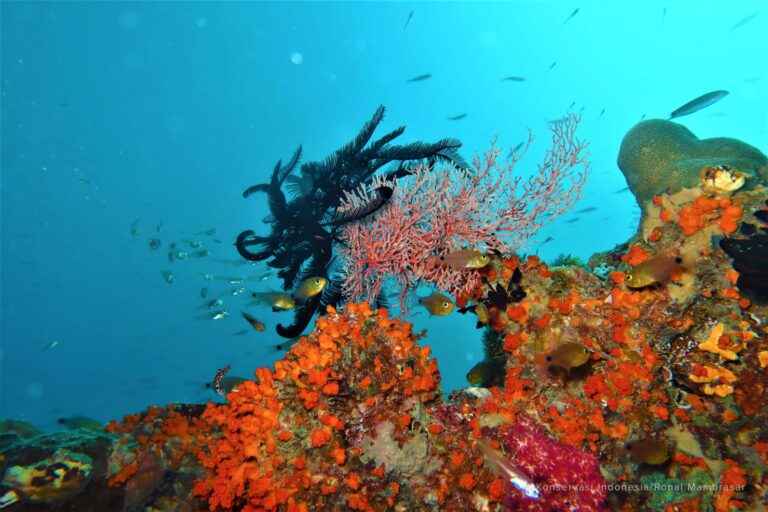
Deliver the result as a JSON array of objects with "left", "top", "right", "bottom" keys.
[{"left": 1, "top": 1, "right": 766, "bottom": 431}]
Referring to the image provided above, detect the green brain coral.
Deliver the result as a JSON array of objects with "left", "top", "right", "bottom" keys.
[{"left": 617, "top": 119, "right": 767, "bottom": 205}]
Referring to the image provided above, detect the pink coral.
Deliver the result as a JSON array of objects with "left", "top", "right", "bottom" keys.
[
  {"left": 338, "top": 113, "right": 589, "bottom": 310},
  {"left": 502, "top": 415, "right": 606, "bottom": 512}
]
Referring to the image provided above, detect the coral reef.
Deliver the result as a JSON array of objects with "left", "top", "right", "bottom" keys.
[
  {"left": 235, "top": 105, "right": 467, "bottom": 337},
  {"left": 617, "top": 119, "right": 767, "bottom": 205},
  {"left": 2, "top": 124, "right": 767, "bottom": 512}
]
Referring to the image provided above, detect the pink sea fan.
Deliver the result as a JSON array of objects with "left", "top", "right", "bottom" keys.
[{"left": 338, "top": 113, "right": 589, "bottom": 310}]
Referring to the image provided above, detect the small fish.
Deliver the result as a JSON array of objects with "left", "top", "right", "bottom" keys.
[
  {"left": 508, "top": 141, "right": 525, "bottom": 156},
  {"left": 539, "top": 236, "right": 554, "bottom": 246},
  {"left": 189, "top": 249, "right": 212, "bottom": 259},
  {"left": 447, "top": 113, "right": 468, "bottom": 121},
  {"left": 564, "top": 218, "right": 580, "bottom": 224},
  {"left": 241, "top": 311, "right": 265, "bottom": 332},
  {"left": 256, "top": 271, "right": 272, "bottom": 281},
  {"left": 404, "top": 10, "right": 414, "bottom": 29},
  {"left": 501, "top": 76, "right": 525, "bottom": 82},
  {"left": 575, "top": 207, "right": 598, "bottom": 214},
  {"left": 211, "top": 311, "right": 229, "bottom": 320},
  {"left": 669, "top": 90, "right": 729, "bottom": 119},
  {"left": 728, "top": 12, "right": 758, "bottom": 33},
  {"left": 168, "top": 242, "right": 177, "bottom": 263},
  {"left": 200, "top": 273, "right": 214, "bottom": 281},
  {"left": 546, "top": 62, "right": 556, "bottom": 73},
  {"left": 230, "top": 287, "right": 247, "bottom": 296},
  {"left": 545, "top": 342, "right": 590, "bottom": 371},
  {"left": 597, "top": 108, "right": 605, "bottom": 120},
  {"left": 418, "top": 293, "right": 455, "bottom": 316},
  {"left": 42, "top": 340, "right": 59, "bottom": 352},
  {"left": 175, "top": 250, "right": 188, "bottom": 260},
  {"left": 187, "top": 240, "right": 203, "bottom": 248},
  {"left": 202, "top": 298, "right": 223, "bottom": 310},
  {"left": 466, "top": 361, "right": 504, "bottom": 387},
  {"left": 274, "top": 337, "right": 301, "bottom": 352},
  {"left": 406, "top": 73, "right": 432, "bottom": 83},
  {"left": 661, "top": 6, "right": 667, "bottom": 23},
  {"left": 161, "top": 270, "right": 175, "bottom": 284},
  {"left": 293, "top": 277, "right": 327, "bottom": 302},
  {"left": 251, "top": 291, "right": 296, "bottom": 311},
  {"left": 569, "top": 101, "right": 576, "bottom": 109},
  {"left": 429, "top": 249, "right": 490, "bottom": 270},
  {"left": 562, "top": 8, "right": 579, "bottom": 25},
  {"left": 475, "top": 302, "right": 489, "bottom": 328},
  {"left": 640, "top": 113, "right": 646, "bottom": 121},
  {"left": 478, "top": 441, "right": 540, "bottom": 499},
  {"left": 148, "top": 238, "right": 161, "bottom": 250},
  {"left": 57, "top": 416, "right": 102, "bottom": 431},
  {"left": 130, "top": 218, "right": 140, "bottom": 236},
  {"left": 197, "top": 228, "right": 218, "bottom": 236},
  {"left": 200, "top": 287, "right": 208, "bottom": 299},
  {"left": 232, "top": 329, "right": 249, "bottom": 336},
  {"left": 615, "top": 186, "right": 630, "bottom": 194},
  {"left": 626, "top": 439, "right": 670, "bottom": 465},
  {"left": 156, "top": 221, "right": 164, "bottom": 233},
  {"left": 625, "top": 255, "right": 685, "bottom": 288}
]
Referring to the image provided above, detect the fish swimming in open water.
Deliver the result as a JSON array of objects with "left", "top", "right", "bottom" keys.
[
  {"left": 406, "top": 73, "right": 432, "bottom": 83},
  {"left": 418, "top": 293, "right": 455, "bottom": 316},
  {"left": 669, "top": 90, "right": 729, "bottom": 119},
  {"left": 562, "top": 8, "right": 580, "bottom": 25},
  {"left": 447, "top": 113, "right": 468, "bottom": 121}
]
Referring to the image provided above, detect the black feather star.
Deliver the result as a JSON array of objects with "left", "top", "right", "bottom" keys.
[{"left": 236, "top": 105, "right": 466, "bottom": 337}]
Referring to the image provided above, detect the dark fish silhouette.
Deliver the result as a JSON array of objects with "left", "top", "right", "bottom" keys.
[
  {"left": 662, "top": 6, "right": 667, "bottom": 23},
  {"left": 728, "top": 12, "right": 758, "bottom": 33},
  {"left": 447, "top": 113, "right": 468, "bottom": 121},
  {"left": 406, "top": 73, "right": 432, "bottom": 83},
  {"left": 404, "top": 10, "right": 414, "bottom": 29},
  {"left": 669, "top": 90, "right": 728, "bottom": 119},
  {"left": 576, "top": 207, "right": 598, "bottom": 213},
  {"left": 546, "top": 62, "right": 557, "bottom": 73},
  {"left": 564, "top": 218, "right": 580, "bottom": 224},
  {"left": 562, "top": 8, "right": 580, "bottom": 25},
  {"left": 502, "top": 76, "right": 525, "bottom": 82},
  {"left": 597, "top": 108, "right": 605, "bottom": 120},
  {"left": 508, "top": 141, "right": 525, "bottom": 156},
  {"left": 615, "top": 186, "right": 630, "bottom": 194}
]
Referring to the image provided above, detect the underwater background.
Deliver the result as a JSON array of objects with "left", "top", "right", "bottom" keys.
[{"left": 1, "top": 0, "right": 766, "bottom": 434}]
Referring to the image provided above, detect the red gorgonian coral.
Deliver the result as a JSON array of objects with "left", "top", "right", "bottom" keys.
[{"left": 337, "top": 113, "right": 590, "bottom": 310}]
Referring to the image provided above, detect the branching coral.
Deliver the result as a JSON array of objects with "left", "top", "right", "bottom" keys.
[{"left": 338, "top": 114, "right": 589, "bottom": 310}]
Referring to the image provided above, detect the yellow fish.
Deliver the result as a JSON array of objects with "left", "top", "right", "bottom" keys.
[
  {"left": 57, "top": 416, "right": 102, "bottom": 432},
  {"left": 626, "top": 439, "right": 670, "bottom": 465},
  {"left": 430, "top": 249, "right": 490, "bottom": 270},
  {"left": 475, "top": 302, "right": 489, "bottom": 327},
  {"left": 545, "top": 343, "right": 590, "bottom": 371},
  {"left": 625, "top": 256, "right": 685, "bottom": 288},
  {"left": 293, "top": 277, "right": 327, "bottom": 302},
  {"left": 250, "top": 291, "right": 296, "bottom": 311},
  {"left": 418, "top": 293, "right": 455, "bottom": 316},
  {"left": 466, "top": 361, "right": 504, "bottom": 387}
]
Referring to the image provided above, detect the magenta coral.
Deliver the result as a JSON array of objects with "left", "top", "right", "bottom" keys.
[
  {"left": 338, "top": 114, "right": 589, "bottom": 310},
  {"left": 502, "top": 415, "right": 606, "bottom": 512}
]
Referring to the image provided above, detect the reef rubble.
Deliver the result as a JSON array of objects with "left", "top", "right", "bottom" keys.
[{"left": 1, "top": 122, "right": 767, "bottom": 511}]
